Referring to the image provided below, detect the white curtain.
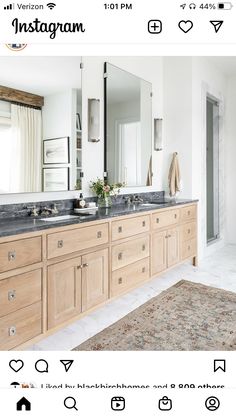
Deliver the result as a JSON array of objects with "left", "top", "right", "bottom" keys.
[{"left": 11, "top": 104, "right": 42, "bottom": 192}]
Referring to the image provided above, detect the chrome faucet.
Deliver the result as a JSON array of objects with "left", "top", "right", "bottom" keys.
[{"left": 25, "top": 205, "right": 40, "bottom": 217}]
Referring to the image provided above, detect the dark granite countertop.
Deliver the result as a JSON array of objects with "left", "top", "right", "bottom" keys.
[{"left": 0, "top": 199, "right": 198, "bottom": 238}]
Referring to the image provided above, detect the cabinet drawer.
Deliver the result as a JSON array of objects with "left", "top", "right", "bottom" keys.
[
  {"left": 112, "top": 215, "right": 150, "bottom": 241},
  {"left": 0, "top": 269, "right": 42, "bottom": 318},
  {"left": 181, "top": 239, "right": 197, "bottom": 260},
  {"left": 112, "top": 236, "right": 149, "bottom": 271},
  {"left": 181, "top": 205, "right": 197, "bottom": 222},
  {"left": 0, "top": 237, "right": 42, "bottom": 273},
  {"left": 181, "top": 222, "right": 197, "bottom": 242},
  {"left": 111, "top": 258, "right": 150, "bottom": 298},
  {"left": 0, "top": 301, "right": 42, "bottom": 350},
  {"left": 152, "top": 209, "right": 180, "bottom": 230},
  {"left": 47, "top": 223, "right": 109, "bottom": 259}
]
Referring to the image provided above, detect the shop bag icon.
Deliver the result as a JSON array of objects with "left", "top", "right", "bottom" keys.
[{"left": 158, "top": 396, "right": 172, "bottom": 411}]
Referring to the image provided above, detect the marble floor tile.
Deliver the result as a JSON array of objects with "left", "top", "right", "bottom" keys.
[{"left": 26, "top": 244, "right": 236, "bottom": 351}]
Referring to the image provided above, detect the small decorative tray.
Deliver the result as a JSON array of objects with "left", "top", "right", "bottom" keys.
[{"left": 74, "top": 207, "right": 98, "bottom": 214}]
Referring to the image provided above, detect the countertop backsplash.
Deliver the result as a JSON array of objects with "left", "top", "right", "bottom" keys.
[{"left": 0, "top": 191, "right": 165, "bottom": 220}]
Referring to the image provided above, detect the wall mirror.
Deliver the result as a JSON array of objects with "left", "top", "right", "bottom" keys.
[
  {"left": 104, "top": 62, "right": 152, "bottom": 187},
  {"left": 0, "top": 57, "right": 82, "bottom": 194}
]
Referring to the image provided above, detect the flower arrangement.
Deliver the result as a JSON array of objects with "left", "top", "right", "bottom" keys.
[{"left": 90, "top": 178, "right": 123, "bottom": 207}]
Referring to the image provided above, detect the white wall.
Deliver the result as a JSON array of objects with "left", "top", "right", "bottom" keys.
[
  {"left": 225, "top": 76, "right": 236, "bottom": 244},
  {"left": 163, "top": 57, "right": 227, "bottom": 260},
  {"left": 163, "top": 57, "right": 193, "bottom": 198}
]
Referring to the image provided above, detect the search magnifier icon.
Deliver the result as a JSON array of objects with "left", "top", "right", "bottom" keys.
[{"left": 64, "top": 397, "right": 78, "bottom": 411}]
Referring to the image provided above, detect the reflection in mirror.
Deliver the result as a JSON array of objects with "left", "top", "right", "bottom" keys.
[
  {"left": 0, "top": 57, "right": 82, "bottom": 194},
  {"left": 104, "top": 62, "right": 152, "bottom": 187}
]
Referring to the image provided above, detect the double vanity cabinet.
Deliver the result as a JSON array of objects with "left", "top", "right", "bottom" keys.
[{"left": 0, "top": 202, "right": 197, "bottom": 350}]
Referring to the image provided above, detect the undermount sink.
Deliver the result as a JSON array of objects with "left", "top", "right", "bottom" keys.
[
  {"left": 40, "top": 215, "right": 79, "bottom": 222},
  {"left": 140, "top": 203, "right": 163, "bottom": 207}
]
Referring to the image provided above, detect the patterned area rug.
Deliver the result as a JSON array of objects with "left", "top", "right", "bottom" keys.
[{"left": 73, "top": 280, "right": 236, "bottom": 351}]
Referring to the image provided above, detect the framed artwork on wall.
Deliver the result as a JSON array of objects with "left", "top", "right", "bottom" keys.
[
  {"left": 43, "top": 167, "right": 69, "bottom": 192},
  {"left": 43, "top": 137, "right": 70, "bottom": 164}
]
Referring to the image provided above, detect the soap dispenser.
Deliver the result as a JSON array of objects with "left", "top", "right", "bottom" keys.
[{"left": 76, "top": 193, "right": 86, "bottom": 209}]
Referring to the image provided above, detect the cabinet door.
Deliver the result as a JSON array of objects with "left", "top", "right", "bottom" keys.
[
  {"left": 167, "top": 228, "right": 180, "bottom": 268},
  {"left": 82, "top": 249, "right": 108, "bottom": 312},
  {"left": 47, "top": 257, "right": 82, "bottom": 329},
  {"left": 151, "top": 231, "right": 167, "bottom": 275}
]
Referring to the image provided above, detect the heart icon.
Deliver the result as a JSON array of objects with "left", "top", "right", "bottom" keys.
[
  {"left": 9, "top": 359, "right": 24, "bottom": 372},
  {"left": 178, "top": 20, "right": 193, "bottom": 33}
]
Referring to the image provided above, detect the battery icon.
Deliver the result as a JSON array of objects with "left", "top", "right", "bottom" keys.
[{"left": 218, "top": 2, "right": 233, "bottom": 9}]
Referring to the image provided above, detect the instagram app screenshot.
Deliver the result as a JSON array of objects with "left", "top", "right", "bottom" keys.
[{"left": 0, "top": 0, "right": 235, "bottom": 417}]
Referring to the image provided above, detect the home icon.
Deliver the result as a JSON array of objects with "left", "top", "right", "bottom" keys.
[{"left": 16, "top": 397, "right": 31, "bottom": 411}]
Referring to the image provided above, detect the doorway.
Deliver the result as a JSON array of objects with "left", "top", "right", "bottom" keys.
[{"left": 206, "top": 96, "right": 220, "bottom": 244}]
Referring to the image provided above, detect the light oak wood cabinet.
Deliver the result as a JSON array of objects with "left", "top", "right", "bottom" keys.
[
  {"left": 47, "top": 257, "right": 82, "bottom": 329},
  {"left": 111, "top": 257, "right": 150, "bottom": 298},
  {"left": 48, "top": 248, "right": 109, "bottom": 328},
  {"left": 111, "top": 215, "right": 150, "bottom": 241},
  {"left": 0, "top": 269, "right": 42, "bottom": 318},
  {"left": 0, "top": 302, "right": 42, "bottom": 350},
  {"left": 152, "top": 228, "right": 180, "bottom": 275},
  {"left": 112, "top": 236, "right": 149, "bottom": 271},
  {"left": 47, "top": 223, "right": 109, "bottom": 259},
  {"left": 81, "top": 249, "right": 108, "bottom": 312},
  {"left": 0, "top": 202, "right": 197, "bottom": 349},
  {"left": 0, "top": 236, "right": 42, "bottom": 273}
]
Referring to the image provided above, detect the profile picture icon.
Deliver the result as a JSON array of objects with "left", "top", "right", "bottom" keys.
[{"left": 205, "top": 396, "right": 220, "bottom": 411}]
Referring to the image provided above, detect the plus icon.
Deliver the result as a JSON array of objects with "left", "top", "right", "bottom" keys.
[{"left": 148, "top": 20, "right": 162, "bottom": 34}]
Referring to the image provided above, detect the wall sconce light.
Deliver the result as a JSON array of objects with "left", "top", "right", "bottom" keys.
[
  {"left": 154, "top": 118, "right": 163, "bottom": 151},
  {"left": 88, "top": 98, "right": 100, "bottom": 142}
]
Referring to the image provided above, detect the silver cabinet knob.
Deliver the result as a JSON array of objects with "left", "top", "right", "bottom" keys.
[
  {"left": 156, "top": 218, "right": 159, "bottom": 223},
  {"left": 142, "top": 221, "right": 146, "bottom": 227},
  {"left": 8, "top": 290, "right": 16, "bottom": 301},
  {"left": 97, "top": 231, "right": 102, "bottom": 238},
  {"left": 9, "top": 326, "right": 16, "bottom": 336},
  {"left": 118, "top": 252, "right": 123, "bottom": 260},
  {"left": 142, "top": 244, "right": 146, "bottom": 251},
  {"left": 83, "top": 263, "right": 89, "bottom": 268},
  {"left": 8, "top": 251, "right": 16, "bottom": 261},
  {"left": 118, "top": 226, "right": 122, "bottom": 233},
  {"left": 57, "top": 240, "right": 64, "bottom": 248},
  {"left": 118, "top": 277, "right": 123, "bottom": 285},
  {"left": 142, "top": 267, "right": 146, "bottom": 273}
]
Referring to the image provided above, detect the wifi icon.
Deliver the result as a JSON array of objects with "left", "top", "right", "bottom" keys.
[{"left": 47, "top": 2, "right": 56, "bottom": 9}]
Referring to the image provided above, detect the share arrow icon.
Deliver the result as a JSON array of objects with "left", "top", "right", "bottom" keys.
[
  {"left": 60, "top": 360, "right": 74, "bottom": 372},
  {"left": 210, "top": 20, "right": 224, "bottom": 33}
]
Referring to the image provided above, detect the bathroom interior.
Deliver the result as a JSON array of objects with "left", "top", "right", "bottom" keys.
[{"left": 0, "top": 55, "right": 235, "bottom": 351}]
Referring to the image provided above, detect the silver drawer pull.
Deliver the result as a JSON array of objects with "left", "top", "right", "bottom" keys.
[
  {"left": 77, "top": 265, "right": 83, "bottom": 270},
  {"left": 57, "top": 240, "right": 64, "bottom": 249},
  {"left": 9, "top": 326, "right": 16, "bottom": 336},
  {"left": 97, "top": 231, "right": 102, "bottom": 238},
  {"left": 142, "top": 221, "right": 146, "bottom": 227},
  {"left": 118, "top": 226, "right": 122, "bottom": 233},
  {"left": 142, "top": 267, "right": 146, "bottom": 273},
  {"left": 188, "top": 245, "right": 191, "bottom": 251},
  {"left": 156, "top": 218, "right": 159, "bottom": 223},
  {"left": 8, "top": 290, "right": 16, "bottom": 301},
  {"left": 174, "top": 214, "right": 177, "bottom": 219},
  {"left": 188, "top": 211, "right": 191, "bottom": 216},
  {"left": 188, "top": 229, "right": 191, "bottom": 234},
  {"left": 118, "top": 277, "right": 123, "bottom": 285},
  {"left": 118, "top": 252, "right": 123, "bottom": 260},
  {"left": 142, "top": 244, "right": 146, "bottom": 251},
  {"left": 8, "top": 251, "right": 16, "bottom": 261},
  {"left": 83, "top": 263, "right": 89, "bottom": 268}
]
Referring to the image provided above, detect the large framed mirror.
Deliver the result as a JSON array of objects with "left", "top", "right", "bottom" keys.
[
  {"left": 0, "top": 57, "right": 82, "bottom": 194},
  {"left": 104, "top": 62, "right": 152, "bottom": 187}
]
